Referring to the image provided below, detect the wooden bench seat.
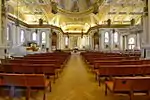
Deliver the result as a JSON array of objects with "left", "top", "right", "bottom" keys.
[
  {"left": 95, "top": 65, "right": 146, "bottom": 86},
  {"left": 88, "top": 59, "right": 150, "bottom": 70},
  {"left": 93, "top": 60, "right": 143, "bottom": 69},
  {"left": 25, "top": 74, "right": 51, "bottom": 100},
  {"left": 84, "top": 56, "right": 139, "bottom": 66},
  {"left": 8, "top": 59, "right": 65, "bottom": 68},
  {"left": 105, "top": 77, "right": 150, "bottom": 100},
  {"left": 0, "top": 73, "right": 51, "bottom": 100},
  {"left": 2, "top": 63, "right": 59, "bottom": 83}
]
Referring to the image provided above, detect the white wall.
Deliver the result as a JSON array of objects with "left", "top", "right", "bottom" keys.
[
  {"left": 99, "top": 29, "right": 122, "bottom": 51},
  {"left": 7, "top": 20, "right": 29, "bottom": 47},
  {"left": 6, "top": 20, "right": 54, "bottom": 54}
]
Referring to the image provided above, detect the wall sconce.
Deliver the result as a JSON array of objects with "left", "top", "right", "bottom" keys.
[
  {"left": 39, "top": 18, "right": 43, "bottom": 26},
  {"left": 107, "top": 19, "right": 111, "bottom": 26},
  {"left": 115, "top": 44, "right": 118, "bottom": 48},
  {"left": 106, "top": 44, "right": 109, "bottom": 48}
]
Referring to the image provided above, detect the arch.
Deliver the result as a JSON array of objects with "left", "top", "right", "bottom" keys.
[
  {"left": 128, "top": 37, "right": 135, "bottom": 49},
  {"left": 7, "top": 25, "right": 11, "bottom": 41},
  {"left": 20, "top": 29, "right": 25, "bottom": 43},
  {"left": 32, "top": 32, "right": 37, "bottom": 41},
  {"left": 128, "top": 37, "right": 135, "bottom": 44},
  {"left": 104, "top": 32, "right": 109, "bottom": 43},
  {"left": 41, "top": 32, "right": 46, "bottom": 44}
]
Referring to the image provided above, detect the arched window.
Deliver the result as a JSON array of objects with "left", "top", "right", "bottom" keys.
[
  {"left": 20, "top": 30, "right": 25, "bottom": 43},
  {"left": 65, "top": 36, "right": 69, "bottom": 46},
  {"left": 7, "top": 25, "right": 11, "bottom": 41},
  {"left": 104, "top": 32, "right": 109, "bottom": 43},
  {"left": 128, "top": 37, "right": 135, "bottom": 49},
  {"left": 113, "top": 32, "right": 118, "bottom": 43},
  {"left": 32, "top": 32, "right": 37, "bottom": 41},
  {"left": 41, "top": 32, "right": 46, "bottom": 44}
]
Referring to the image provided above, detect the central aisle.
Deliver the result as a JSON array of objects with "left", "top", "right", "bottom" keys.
[{"left": 47, "top": 53, "right": 102, "bottom": 100}]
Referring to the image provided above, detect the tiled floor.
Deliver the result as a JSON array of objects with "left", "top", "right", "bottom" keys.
[{"left": 0, "top": 53, "right": 149, "bottom": 100}]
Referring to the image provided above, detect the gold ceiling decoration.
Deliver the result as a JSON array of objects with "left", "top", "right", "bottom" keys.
[
  {"left": 7, "top": 0, "right": 144, "bottom": 33},
  {"left": 57, "top": 7, "right": 94, "bottom": 17}
]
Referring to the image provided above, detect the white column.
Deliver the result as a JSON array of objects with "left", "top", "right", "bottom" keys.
[
  {"left": 11, "top": 24, "right": 16, "bottom": 46},
  {"left": 46, "top": 30, "right": 50, "bottom": 49},
  {"left": 0, "top": 0, "right": 4, "bottom": 58},
  {"left": 57, "top": 32, "right": 61, "bottom": 49},
  {"left": 142, "top": 16, "right": 148, "bottom": 45},
  {"left": 136, "top": 33, "right": 140, "bottom": 49},
  {"left": 110, "top": 31, "right": 113, "bottom": 50},
  {"left": 148, "top": 0, "right": 150, "bottom": 44},
  {"left": 16, "top": 26, "right": 20, "bottom": 46},
  {"left": 60, "top": 34, "right": 65, "bottom": 49},
  {"left": 89, "top": 34, "right": 93, "bottom": 50},
  {"left": 141, "top": 0, "right": 150, "bottom": 58},
  {"left": 49, "top": 29, "right": 52, "bottom": 51},
  {"left": 101, "top": 31, "right": 105, "bottom": 50},
  {"left": 69, "top": 36, "right": 72, "bottom": 49},
  {"left": 25, "top": 29, "right": 31, "bottom": 42},
  {"left": 0, "top": 0, "right": 1, "bottom": 45},
  {"left": 1, "top": 0, "right": 7, "bottom": 46},
  {"left": 108, "top": 30, "right": 111, "bottom": 51}
]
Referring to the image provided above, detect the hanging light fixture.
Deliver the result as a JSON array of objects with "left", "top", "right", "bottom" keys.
[
  {"left": 39, "top": 18, "right": 43, "bottom": 25},
  {"left": 51, "top": 1, "right": 57, "bottom": 14},
  {"left": 81, "top": 29, "right": 84, "bottom": 38},
  {"left": 66, "top": 32, "right": 69, "bottom": 38},
  {"left": 93, "top": 3, "right": 99, "bottom": 14},
  {"left": 107, "top": 1, "right": 111, "bottom": 26},
  {"left": 130, "top": 18, "right": 135, "bottom": 26},
  {"left": 130, "top": 1, "right": 136, "bottom": 26},
  {"left": 107, "top": 19, "right": 111, "bottom": 26},
  {"left": 35, "top": 29, "right": 38, "bottom": 34},
  {"left": 143, "top": 0, "right": 148, "bottom": 16},
  {"left": 15, "top": 0, "right": 19, "bottom": 26},
  {"left": 112, "top": 29, "right": 115, "bottom": 33}
]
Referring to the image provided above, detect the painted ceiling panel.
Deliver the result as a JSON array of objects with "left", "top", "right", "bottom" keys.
[{"left": 7, "top": 0, "right": 144, "bottom": 32}]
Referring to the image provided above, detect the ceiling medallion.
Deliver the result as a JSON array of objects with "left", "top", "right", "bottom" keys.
[{"left": 53, "top": 0, "right": 100, "bottom": 17}]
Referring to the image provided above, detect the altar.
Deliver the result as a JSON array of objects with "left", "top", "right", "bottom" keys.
[{"left": 64, "top": 35, "right": 90, "bottom": 50}]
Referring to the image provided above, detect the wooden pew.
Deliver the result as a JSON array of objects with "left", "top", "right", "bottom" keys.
[
  {"left": 2, "top": 73, "right": 26, "bottom": 99},
  {"left": 25, "top": 74, "right": 51, "bottom": 100},
  {"left": 0, "top": 73, "right": 51, "bottom": 100},
  {"left": 95, "top": 65, "right": 144, "bottom": 86},
  {"left": 9, "top": 59, "right": 65, "bottom": 69},
  {"left": 93, "top": 60, "right": 143, "bottom": 69},
  {"left": 83, "top": 56, "right": 139, "bottom": 68},
  {"left": 105, "top": 77, "right": 150, "bottom": 100},
  {"left": 2, "top": 63, "right": 59, "bottom": 83}
]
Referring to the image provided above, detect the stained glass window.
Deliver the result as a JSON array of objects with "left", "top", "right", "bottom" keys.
[
  {"left": 20, "top": 30, "right": 25, "bottom": 43},
  {"left": 32, "top": 32, "right": 37, "bottom": 41},
  {"left": 42, "top": 32, "right": 46, "bottom": 44},
  {"left": 128, "top": 37, "right": 135, "bottom": 49},
  {"left": 104, "top": 32, "right": 109, "bottom": 43}
]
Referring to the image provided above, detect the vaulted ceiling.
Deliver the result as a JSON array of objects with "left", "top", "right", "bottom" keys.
[{"left": 7, "top": 0, "right": 144, "bottom": 33}]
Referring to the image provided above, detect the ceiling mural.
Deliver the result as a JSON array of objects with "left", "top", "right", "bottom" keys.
[
  {"left": 55, "top": 0, "right": 97, "bottom": 12},
  {"left": 7, "top": 0, "right": 144, "bottom": 33}
]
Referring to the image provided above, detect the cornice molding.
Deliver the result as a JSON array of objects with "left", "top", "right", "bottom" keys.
[
  {"left": 57, "top": 7, "right": 94, "bottom": 17},
  {"left": 86, "top": 24, "right": 130, "bottom": 34},
  {"left": 8, "top": 15, "right": 131, "bottom": 35},
  {"left": 7, "top": 15, "right": 28, "bottom": 27}
]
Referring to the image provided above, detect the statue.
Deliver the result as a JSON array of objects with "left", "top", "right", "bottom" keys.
[{"left": 71, "top": 0, "right": 79, "bottom": 12}]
